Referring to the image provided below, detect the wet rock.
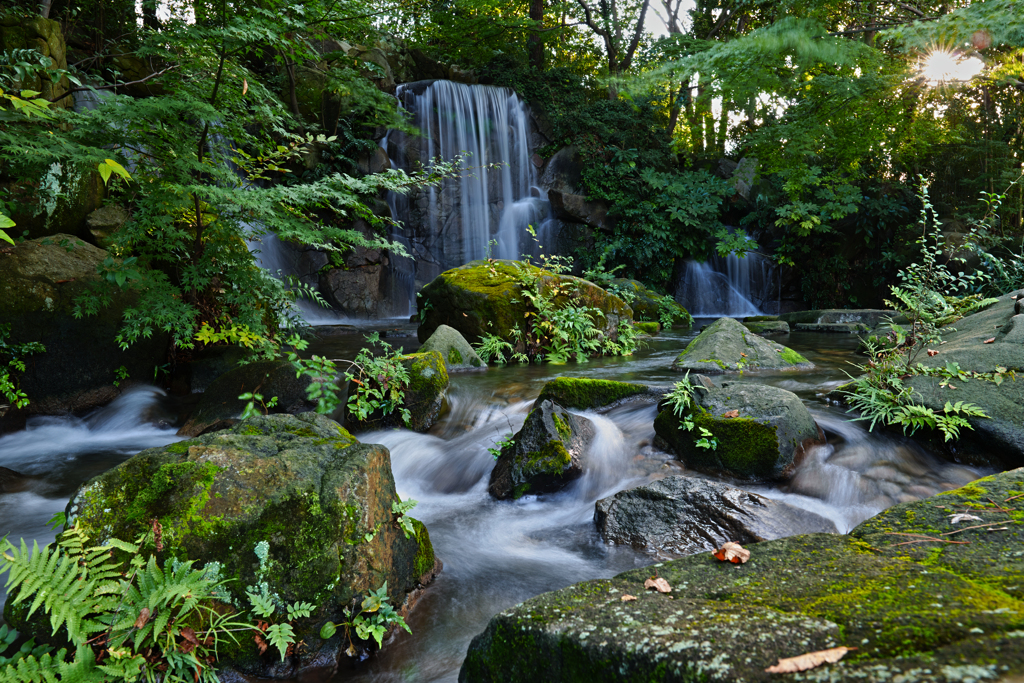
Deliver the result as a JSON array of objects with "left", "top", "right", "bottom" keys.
[
  {"left": 794, "top": 322, "right": 871, "bottom": 333},
  {"left": 319, "top": 265, "right": 387, "bottom": 317},
  {"left": 0, "top": 235, "right": 168, "bottom": 433},
  {"left": 672, "top": 317, "right": 813, "bottom": 374},
  {"left": 346, "top": 350, "right": 449, "bottom": 433},
  {"left": 418, "top": 324, "right": 485, "bottom": 372},
  {"left": 595, "top": 476, "right": 837, "bottom": 557},
  {"left": 547, "top": 191, "right": 615, "bottom": 231},
  {"left": 85, "top": 204, "right": 128, "bottom": 246},
  {"left": 608, "top": 279, "right": 692, "bottom": 327},
  {"left": 416, "top": 260, "right": 632, "bottom": 346},
  {"left": 178, "top": 359, "right": 316, "bottom": 437},
  {"left": 489, "top": 399, "right": 595, "bottom": 499},
  {"left": 460, "top": 469, "right": 1024, "bottom": 682},
  {"left": 742, "top": 320, "right": 789, "bottom": 336},
  {"left": 654, "top": 382, "right": 821, "bottom": 481},
  {"left": 32, "top": 413, "right": 434, "bottom": 679},
  {"left": 780, "top": 308, "right": 906, "bottom": 328},
  {"left": 0, "top": 466, "right": 30, "bottom": 493},
  {"left": 534, "top": 377, "right": 662, "bottom": 411}
]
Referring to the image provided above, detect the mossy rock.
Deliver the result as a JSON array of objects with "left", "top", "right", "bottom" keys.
[
  {"left": 672, "top": 317, "right": 812, "bottom": 374},
  {"left": 416, "top": 260, "right": 633, "bottom": 347},
  {"left": 0, "top": 15, "right": 71, "bottom": 106},
  {"left": 178, "top": 359, "right": 317, "bottom": 437},
  {"left": 634, "top": 321, "right": 660, "bottom": 336},
  {"left": 461, "top": 469, "right": 1024, "bottom": 682},
  {"left": 418, "top": 323, "right": 485, "bottom": 372},
  {"left": 609, "top": 278, "right": 692, "bottom": 327},
  {"left": 0, "top": 235, "right": 168, "bottom": 432},
  {"left": 30, "top": 413, "right": 433, "bottom": 677},
  {"left": 346, "top": 350, "right": 449, "bottom": 433},
  {"left": 489, "top": 399, "right": 595, "bottom": 499},
  {"left": 535, "top": 377, "right": 660, "bottom": 411},
  {"left": 742, "top": 320, "right": 789, "bottom": 336},
  {"left": 654, "top": 382, "right": 820, "bottom": 481}
]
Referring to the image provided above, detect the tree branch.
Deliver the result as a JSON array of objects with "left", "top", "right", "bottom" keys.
[{"left": 47, "top": 65, "right": 179, "bottom": 103}]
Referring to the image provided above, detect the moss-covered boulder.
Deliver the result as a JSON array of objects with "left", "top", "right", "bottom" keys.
[
  {"left": 595, "top": 476, "right": 836, "bottom": 557},
  {"left": 32, "top": 413, "right": 436, "bottom": 677},
  {"left": 0, "top": 235, "right": 168, "bottom": 433},
  {"left": 346, "top": 350, "right": 449, "bottom": 433},
  {"left": 178, "top": 359, "right": 317, "bottom": 437},
  {"left": 672, "top": 317, "right": 812, "bottom": 374},
  {"left": 903, "top": 290, "right": 1024, "bottom": 468},
  {"left": 609, "top": 279, "right": 692, "bottom": 327},
  {"left": 0, "top": 15, "right": 71, "bottom": 106},
  {"left": 418, "top": 324, "right": 485, "bottom": 372},
  {"left": 742, "top": 320, "right": 789, "bottom": 336},
  {"left": 460, "top": 469, "right": 1024, "bottom": 682},
  {"left": 416, "top": 260, "right": 633, "bottom": 346},
  {"left": 535, "top": 377, "right": 662, "bottom": 411},
  {"left": 489, "top": 399, "right": 595, "bottom": 499},
  {"left": 635, "top": 321, "right": 660, "bottom": 335},
  {"left": 654, "top": 382, "right": 821, "bottom": 481}
]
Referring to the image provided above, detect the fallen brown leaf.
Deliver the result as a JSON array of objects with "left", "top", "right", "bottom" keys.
[
  {"left": 253, "top": 633, "right": 268, "bottom": 655},
  {"left": 723, "top": 409, "right": 740, "bottom": 418},
  {"left": 644, "top": 577, "right": 671, "bottom": 593},
  {"left": 134, "top": 607, "right": 151, "bottom": 629},
  {"left": 765, "top": 646, "right": 855, "bottom": 673},
  {"left": 712, "top": 541, "right": 750, "bottom": 564},
  {"left": 242, "top": 78, "right": 248, "bottom": 96},
  {"left": 984, "top": 337, "right": 996, "bottom": 344},
  {"left": 621, "top": 594, "right": 637, "bottom": 602},
  {"left": 927, "top": 349, "right": 939, "bottom": 357}
]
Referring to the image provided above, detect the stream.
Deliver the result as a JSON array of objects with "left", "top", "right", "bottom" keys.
[{"left": 0, "top": 323, "right": 989, "bottom": 681}]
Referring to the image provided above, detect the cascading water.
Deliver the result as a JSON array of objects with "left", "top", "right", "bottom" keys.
[
  {"left": 676, "top": 251, "right": 777, "bottom": 317},
  {"left": 385, "top": 80, "right": 550, "bottom": 315}
]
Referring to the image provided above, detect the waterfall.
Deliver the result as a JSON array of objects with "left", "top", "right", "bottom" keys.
[
  {"left": 385, "top": 80, "right": 548, "bottom": 315},
  {"left": 676, "top": 252, "right": 777, "bottom": 318}
]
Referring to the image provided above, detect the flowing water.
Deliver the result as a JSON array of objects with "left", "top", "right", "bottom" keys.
[
  {"left": 0, "top": 326, "right": 990, "bottom": 681},
  {"left": 676, "top": 253, "right": 778, "bottom": 316}
]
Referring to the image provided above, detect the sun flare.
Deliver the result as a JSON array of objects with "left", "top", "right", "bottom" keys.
[{"left": 919, "top": 49, "right": 986, "bottom": 84}]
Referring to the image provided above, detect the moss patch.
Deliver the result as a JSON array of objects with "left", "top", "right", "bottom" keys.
[{"left": 535, "top": 377, "right": 650, "bottom": 410}]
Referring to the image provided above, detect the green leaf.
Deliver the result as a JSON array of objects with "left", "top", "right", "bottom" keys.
[{"left": 319, "top": 622, "right": 337, "bottom": 640}]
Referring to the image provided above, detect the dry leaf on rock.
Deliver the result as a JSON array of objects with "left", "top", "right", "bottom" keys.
[
  {"left": 621, "top": 594, "right": 637, "bottom": 602},
  {"left": 765, "top": 646, "right": 855, "bottom": 673},
  {"left": 949, "top": 513, "right": 983, "bottom": 524},
  {"left": 984, "top": 337, "right": 996, "bottom": 344},
  {"left": 712, "top": 541, "right": 750, "bottom": 564},
  {"left": 723, "top": 409, "right": 740, "bottom": 418},
  {"left": 644, "top": 578, "right": 671, "bottom": 593}
]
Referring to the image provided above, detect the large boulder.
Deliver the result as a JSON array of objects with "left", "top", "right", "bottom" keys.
[
  {"left": 460, "top": 469, "right": 1024, "bottom": 682},
  {"left": 672, "top": 317, "right": 812, "bottom": 374},
  {"left": 904, "top": 290, "right": 1024, "bottom": 468},
  {"left": 418, "top": 324, "right": 485, "bottom": 372},
  {"left": 489, "top": 399, "right": 595, "bottom": 499},
  {"left": 0, "top": 235, "right": 168, "bottom": 433},
  {"left": 177, "top": 359, "right": 316, "bottom": 437},
  {"left": 37, "top": 413, "right": 437, "bottom": 677},
  {"left": 654, "top": 381, "right": 821, "bottom": 481},
  {"left": 346, "top": 350, "right": 449, "bottom": 433},
  {"left": 0, "top": 15, "right": 71, "bottom": 106},
  {"left": 595, "top": 476, "right": 837, "bottom": 557},
  {"left": 609, "top": 279, "right": 692, "bottom": 327},
  {"left": 535, "top": 377, "right": 663, "bottom": 411},
  {"left": 742, "top": 320, "right": 789, "bottom": 336},
  {"left": 417, "top": 260, "right": 632, "bottom": 346}
]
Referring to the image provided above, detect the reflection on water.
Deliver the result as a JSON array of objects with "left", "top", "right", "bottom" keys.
[{"left": 0, "top": 325, "right": 991, "bottom": 680}]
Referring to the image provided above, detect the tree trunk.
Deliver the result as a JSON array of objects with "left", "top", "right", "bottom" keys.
[{"left": 529, "top": 0, "right": 544, "bottom": 70}]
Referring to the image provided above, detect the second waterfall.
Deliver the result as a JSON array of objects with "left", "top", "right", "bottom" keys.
[{"left": 385, "top": 80, "right": 550, "bottom": 315}]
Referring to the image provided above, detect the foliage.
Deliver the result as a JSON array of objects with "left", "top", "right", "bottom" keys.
[
  {"left": 663, "top": 374, "right": 718, "bottom": 450},
  {"left": 390, "top": 498, "right": 418, "bottom": 539},
  {"left": 487, "top": 431, "right": 515, "bottom": 460},
  {"left": 238, "top": 392, "right": 280, "bottom": 420},
  {"left": 318, "top": 582, "right": 410, "bottom": 653},
  {"left": 0, "top": 325, "right": 45, "bottom": 412},
  {"left": 340, "top": 333, "right": 411, "bottom": 425}
]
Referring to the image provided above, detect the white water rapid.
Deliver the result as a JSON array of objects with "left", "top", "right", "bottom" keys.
[{"left": 676, "top": 252, "right": 777, "bottom": 317}]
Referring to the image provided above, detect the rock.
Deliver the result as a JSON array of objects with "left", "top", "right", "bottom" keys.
[
  {"left": 0, "top": 235, "right": 168, "bottom": 433},
  {"left": 319, "top": 265, "right": 387, "bottom": 317},
  {"left": 903, "top": 291, "right": 1024, "bottom": 468},
  {"left": 346, "top": 350, "right": 449, "bottom": 433},
  {"left": 654, "top": 382, "right": 821, "bottom": 481},
  {"left": 794, "top": 322, "right": 870, "bottom": 333},
  {"left": 595, "top": 476, "right": 837, "bottom": 557},
  {"left": 489, "top": 400, "right": 595, "bottom": 499},
  {"left": 0, "top": 15, "right": 71, "bottom": 106},
  {"left": 107, "top": 53, "right": 167, "bottom": 97},
  {"left": 635, "top": 321, "right": 659, "bottom": 335},
  {"left": 418, "top": 324, "right": 485, "bottom": 372},
  {"left": 547, "top": 191, "right": 615, "bottom": 231},
  {"left": 356, "top": 146, "right": 392, "bottom": 175},
  {"left": 730, "top": 156, "right": 757, "bottom": 199},
  {"left": 85, "top": 204, "right": 128, "bottom": 246},
  {"left": 672, "top": 317, "right": 812, "bottom": 374},
  {"left": 178, "top": 359, "right": 316, "bottom": 437},
  {"left": 416, "top": 260, "right": 632, "bottom": 346},
  {"left": 609, "top": 279, "right": 692, "bottom": 327},
  {"left": 538, "top": 146, "right": 583, "bottom": 194},
  {"left": 460, "top": 469, "right": 1024, "bottom": 682},
  {"left": 535, "top": 377, "right": 662, "bottom": 411},
  {"left": 33, "top": 413, "right": 435, "bottom": 678},
  {"left": 742, "top": 320, "right": 789, "bottom": 336},
  {"left": 780, "top": 308, "right": 906, "bottom": 327},
  {"left": 0, "top": 466, "right": 30, "bottom": 493},
  {"left": 4, "top": 166, "right": 106, "bottom": 241}
]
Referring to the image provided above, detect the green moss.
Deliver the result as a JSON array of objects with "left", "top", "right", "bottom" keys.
[
  {"left": 513, "top": 482, "right": 531, "bottom": 499},
  {"left": 699, "top": 358, "right": 730, "bottom": 370},
  {"left": 240, "top": 425, "right": 263, "bottom": 436},
  {"left": 778, "top": 347, "right": 810, "bottom": 365},
  {"left": 551, "top": 410, "right": 572, "bottom": 441},
  {"left": 448, "top": 347, "right": 463, "bottom": 365},
  {"left": 535, "top": 377, "right": 648, "bottom": 410},
  {"left": 410, "top": 518, "right": 435, "bottom": 578},
  {"left": 406, "top": 351, "right": 449, "bottom": 396},
  {"left": 525, "top": 440, "right": 572, "bottom": 473},
  {"left": 634, "top": 321, "right": 659, "bottom": 335},
  {"left": 166, "top": 440, "right": 195, "bottom": 455},
  {"left": 693, "top": 411, "right": 779, "bottom": 478}
]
